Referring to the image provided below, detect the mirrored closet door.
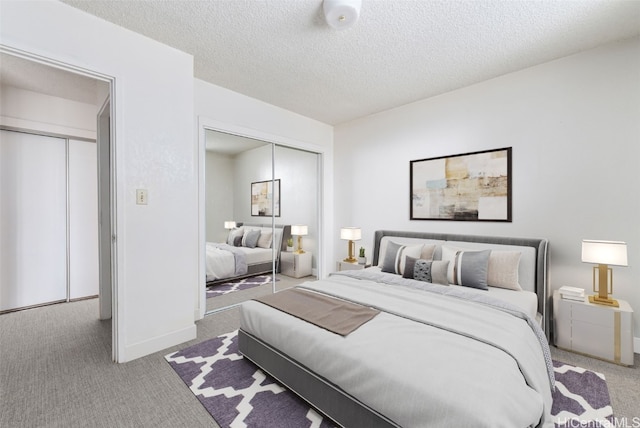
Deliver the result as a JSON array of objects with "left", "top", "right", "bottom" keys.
[{"left": 203, "top": 130, "right": 320, "bottom": 314}]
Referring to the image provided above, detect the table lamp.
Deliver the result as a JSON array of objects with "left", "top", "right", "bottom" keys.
[
  {"left": 224, "top": 221, "right": 236, "bottom": 230},
  {"left": 291, "top": 225, "right": 308, "bottom": 254},
  {"left": 341, "top": 227, "right": 361, "bottom": 263},
  {"left": 581, "top": 239, "right": 627, "bottom": 307}
]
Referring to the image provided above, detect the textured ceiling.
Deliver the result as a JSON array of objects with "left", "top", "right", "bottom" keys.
[{"left": 6, "top": 1, "right": 640, "bottom": 125}]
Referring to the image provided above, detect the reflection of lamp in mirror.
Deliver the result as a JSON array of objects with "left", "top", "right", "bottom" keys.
[
  {"left": 291, "top": 225, "right": 308, "bottom": 254},
  {"left": 224, "top": 221, "right": 236, "bottom": 230},
  {"left": 341, "top": 227, "right": 361, "bottom": 263},
  {"left": 581, "top": 240, "right": 628, "bottom": 307}
]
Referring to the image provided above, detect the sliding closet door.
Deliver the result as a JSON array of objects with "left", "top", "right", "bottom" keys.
[
  {"left": 0, "top": 130, "right": 67, "bottom": 311},
  {"left": 68, "top": 139, "right": 99, "bottom": 299}
]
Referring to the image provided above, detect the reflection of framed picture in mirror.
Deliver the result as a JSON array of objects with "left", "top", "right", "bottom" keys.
[{"left": 251, "top": 179, "right": 281, "bottom": 217}]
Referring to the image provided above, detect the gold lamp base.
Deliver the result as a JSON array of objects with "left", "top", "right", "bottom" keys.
[
  {"left": 588, "top": 295, "right": 619, "bottom": 307},
  {"left": 589, "top": 264, "right": 619, "bottom": 307},
  {"left": 343, "top": 239, "right": 356, "bottom": 263}
]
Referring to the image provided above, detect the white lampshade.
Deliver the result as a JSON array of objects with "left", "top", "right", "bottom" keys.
[
  {"left": 323, "top": 0, "right": 362, "bottom": 30},
  {"left": 224, "top": 221, "right": 236, "bottom": 229},
  {"left": 582, "top": 240, "right": 628, "bottom": 266},
  {"left": 291, "top": 225, "right": 308, "bottom": 236},
  {"left": 340, "top": 227, "right": 361, "bottom": 241}
]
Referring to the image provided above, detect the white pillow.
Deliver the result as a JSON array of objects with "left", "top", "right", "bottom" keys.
[
  {"left": 257, "top": 230, "right": 273, "bottom": 249},
  {"left": 487, "top": 251, "right": 522, "bottom": 291},
  {"left": 226, "top": 227, "right": 244, "bottom": 246}
]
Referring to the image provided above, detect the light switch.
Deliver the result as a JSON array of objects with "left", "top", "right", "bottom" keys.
[{"left": 136, "top": 189, "right": 148, "bottom": 205}]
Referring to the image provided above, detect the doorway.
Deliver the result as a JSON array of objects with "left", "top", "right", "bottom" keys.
[{"left": 0, "top": 49, "right": 117, "bottom": 358}]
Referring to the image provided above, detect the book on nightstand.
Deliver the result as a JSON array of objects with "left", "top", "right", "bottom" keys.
[{"left": 558, "top": 286, "right": 585, "bottom": 301}]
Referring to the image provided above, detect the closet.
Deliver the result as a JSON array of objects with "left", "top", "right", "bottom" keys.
[{"left": 0, "top": 129, "right": 99, "bottom": 312}]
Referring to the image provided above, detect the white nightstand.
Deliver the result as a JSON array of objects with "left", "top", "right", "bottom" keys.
[
  {"left": 280, "top": 251, "right": 312, "bottom": 278},
  {"left": 553, "top": 290, "right": 634, "bottom": 366},
  {"left": 336, "top": 260, "right": 371, "bottom": 271}
]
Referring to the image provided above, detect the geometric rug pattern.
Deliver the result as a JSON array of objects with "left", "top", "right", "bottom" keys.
[
  {"left": 206, "top": 275, "right": 275, "bottom": 299},
  {"left": 165, "top": 330, "right": 336, "bottom": 428},
  {"left": 552, "top": 360, "right": 614, "bottom": 428},
  {"left": 166, "top": 331, "right": 613, "bottom": 428}
]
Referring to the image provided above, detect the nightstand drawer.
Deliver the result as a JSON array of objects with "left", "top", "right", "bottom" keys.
[
  {"left": 572, "top": 303, "right": 614, "bottom": 327},
  {"left": 572, "top": 320, "right": 614, "bottom": 361},
  {"left": 553, "top": 290, "right": 634, "bottom": 366}
]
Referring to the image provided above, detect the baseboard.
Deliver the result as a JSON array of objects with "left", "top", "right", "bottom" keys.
[
  {"left": 635, "top": 336, "right": 640, "bottom": 354},
  {"left": 121, "top": 323, "right": 197, "bottom": 362}
]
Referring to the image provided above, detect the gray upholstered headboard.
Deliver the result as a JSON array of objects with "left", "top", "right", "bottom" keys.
[{"left": 372, "top": 230, "right": 550, "bottom": 338}]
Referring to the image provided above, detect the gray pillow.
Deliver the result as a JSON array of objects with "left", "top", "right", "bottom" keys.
[
  {"left": 403, "top": 256, "right": 449, "bottom": 286},
  {"left": 402, "top": 255, "right": 419, "bottom": 279},
  {"left": 243, "top": 229, "right": 261, "bottom": 248},
  {"left": 413, "top": 259, "right": 432, "bottom": 282},
  {"left": 451, "top": 249, "right": 491, "bottom": 290},
  {"left": 381, "top": 241, "right": 404, "bottom": 274}
]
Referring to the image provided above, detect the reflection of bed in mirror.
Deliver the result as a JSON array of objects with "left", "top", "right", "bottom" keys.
[
  {"left": 205, "top": 223, "right": 291, "bottom": 286},
  {"left": 238, "top": 230, "right": 554, "bottom": 428}
]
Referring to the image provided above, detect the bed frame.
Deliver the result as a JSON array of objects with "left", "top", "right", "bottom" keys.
[
  {"left": 239, "top": 230, "right": 549, "bottom": 428},
  {"left": 206, "top": 223, "right": 292, "bottom": 286}
]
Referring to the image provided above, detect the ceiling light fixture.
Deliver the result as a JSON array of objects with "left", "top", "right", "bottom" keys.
[{"left": 323, "top": 0, "right": 362, "bottom": 30}]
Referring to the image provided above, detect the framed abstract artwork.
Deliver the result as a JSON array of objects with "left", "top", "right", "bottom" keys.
[
  {"left": 410, "top": 147, "right": 512, "bottom": 222},
  {"left": 251, "top": 179, "right": 280, "bottom": 217}
]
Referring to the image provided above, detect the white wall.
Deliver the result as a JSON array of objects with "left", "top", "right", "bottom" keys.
[
  {"left": 205, "top": 151, "right": 235, "bottom": 243},
  {"left": 230, "top": 145, "right": 320, "bottom": 266},
  {"left": 1, "top": 1, "right": 198, "bottom": 361},
  {"left": 334, "top": 37, "right": 640, "bottom": 347},
  {"left": 0, "top": 85, "right": 100, "bottom": 140},
  {"left": 195, "top": 79, "right": 334, "bottom": 317},
  {"left": 274, "top": 145, "right": 320, "bottom": 266}
]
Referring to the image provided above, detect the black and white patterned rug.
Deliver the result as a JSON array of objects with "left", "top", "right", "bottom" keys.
[
  {"left": 165, "top": 331, "right": 613, "bottom": 428},
  {"left": 206, "top": 275, "right": 275, "bottom": 299}
]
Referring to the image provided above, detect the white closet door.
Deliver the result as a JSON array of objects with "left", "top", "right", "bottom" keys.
[
  {"left": 68, "top": 139, "right": 99, "bottom": 299},
  {"left": 0, "top": 130, "right": 67, "bottom": 311}
]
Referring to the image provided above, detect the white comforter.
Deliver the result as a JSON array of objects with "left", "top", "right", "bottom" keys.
[
  {"left": 205, "top": 243, "right": 246, "bottom": 281},
  {"left": 240, "top": 272, "right": 554, "bottom": 428}
]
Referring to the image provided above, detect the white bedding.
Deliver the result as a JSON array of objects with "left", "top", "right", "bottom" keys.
[
  {"left": 205, "top": 243, "right": 272, "bottom": 281},
  {"left": 240, "top": 273, "right": 553, "bottom": 428},
  {"left": 366, "top": 265, "right": 539, "bottom": 319}
]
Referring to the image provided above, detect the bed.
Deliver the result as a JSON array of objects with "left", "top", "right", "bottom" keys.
[
  {"left": 238, "top": 230, "right": 553, "bottom": 427},
  {"left": 205, "top": 223, "right": 291, "bottom": 285}
]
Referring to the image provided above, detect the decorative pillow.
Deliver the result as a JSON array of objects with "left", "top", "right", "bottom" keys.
[
  {"left": 241, "top": 228, "right": 255, "bottom": 247},
  {"left": 441, "top": 245, "right": 490, "bottom": 290},
  {"left": 430, "top": 260, "right": 449, "bottom": 285},
  {"left": 413, "top": 259, "right": 432, "bottom": 282},
  {"left": 402, "top": 256, "right": 419, "bottom": 279},
  {"left": 243, "top": 229, "right": 261, "bottom": 248},
  {"left": 257, "top": 230, "right": 273, "bottom": 249},
  {"left": 381, "top": 242, "right": 424, "bottom": 275},
  {"left": 421, "top": 244, "right": 437, "bottom": 261},
  {"left": 403, "top": 257, "right": 449, "bottom": 285},
  {"left": 226, "top": 227, "right": 244, "bottom": 246},
  {"left": 487, "top": 251, "right": 522, "bottom": 290},
  {"left": 233, "top": 235, "right": 243, "bottom": 247}
]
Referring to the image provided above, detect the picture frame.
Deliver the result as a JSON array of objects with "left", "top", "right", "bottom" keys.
[
  {"left": 410, "top": 147, "right": 512, "bottom": 222},
  {"left": 251, "top": 179, "right": 280, "bottom": 217}
]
